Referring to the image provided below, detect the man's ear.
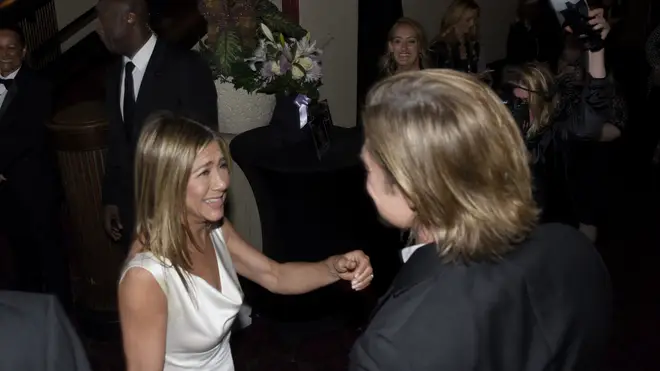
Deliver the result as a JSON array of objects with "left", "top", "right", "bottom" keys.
[
  {"left": 20, "top": 47, "right": 26, "bottom": 60},
  {"left": 127, "top": 12, "right": 137, "bottom": 25}
]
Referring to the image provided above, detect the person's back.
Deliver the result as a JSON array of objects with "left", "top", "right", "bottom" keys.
[
  {"left": 0, "top": 291, "right": 91, "bottom": 371},
  {"left": 350, "top": 223, "right": 611, "bottom": 370},
  {"left": 348, "top": 66, "right": 612, "bottom": 370}
]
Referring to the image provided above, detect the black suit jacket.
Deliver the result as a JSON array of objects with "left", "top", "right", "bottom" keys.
[
  {"left": 349, "top": 223, "right": 612, "bottom": 371},
  {"left": 0, "top": 66, "right": 53, "bottom": 178},
  {"left": 0, "top": 291, "right": 91, "bottom": 371},
  {"left": 102, "top": 38, "right": 218, "bottom": 211}
]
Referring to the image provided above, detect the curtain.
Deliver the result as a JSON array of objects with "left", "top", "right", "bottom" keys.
[{"left": 356, "top": 0, "right": 403, "bottom": 126}]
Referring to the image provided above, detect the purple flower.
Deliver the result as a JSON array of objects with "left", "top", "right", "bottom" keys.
[
  {"left": 260, "top": 62, "right": 275, "bottom": 79},
  {"left": 278, "top": 55, "right": 291, "bottom": 74}
]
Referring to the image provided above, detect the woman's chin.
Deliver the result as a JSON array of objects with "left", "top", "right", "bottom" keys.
[{"left": 202, "top": 207, "right": 225, "bottom": 223}]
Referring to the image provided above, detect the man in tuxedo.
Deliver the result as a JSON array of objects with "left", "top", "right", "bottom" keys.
[
  {"left": 0, "top": 25, "right": 72, "bottom": 312},
  {"left": 0, "top": 291, "right": 91, "bottom": 371},
  {"left": 97, "top": 0, "right": 218, "bottom": 248}
]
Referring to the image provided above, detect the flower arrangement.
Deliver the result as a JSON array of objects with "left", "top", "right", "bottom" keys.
[{"left": 198, "top": 0, "right": 323, "bottom": 100}]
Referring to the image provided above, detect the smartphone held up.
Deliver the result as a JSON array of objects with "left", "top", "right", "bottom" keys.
[{"left": 549, "top": 0, "right": 604, "bottom": 51}]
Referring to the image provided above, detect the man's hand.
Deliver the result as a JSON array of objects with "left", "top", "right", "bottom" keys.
[
  {"left": 0, "top": 174, "right": 6, "bottom": 183},
  {"left": 329, "top": 250, "right": 374, "bottom": 291},
  {"left": 103, "top": 204, "right": 123, "bottom": 241}
]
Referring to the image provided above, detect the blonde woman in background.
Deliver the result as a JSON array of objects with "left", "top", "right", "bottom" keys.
[
  {"left": 118, "top": 113, "right": 374, "bottom": 371},
  {"left": 505, "top": 9, "right": 613, "bottom": 242},
  {"left": 429, "top": 0, "right": 480, "bottom": 73},
  {"left": 348, "top": 69, "right": 611, "bottom": 371},
  {"left": 379, "top": 17, "right": 430, "bottom": 78}
]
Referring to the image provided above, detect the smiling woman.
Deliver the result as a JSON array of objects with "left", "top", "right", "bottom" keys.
[{"left": 119, "top": 111, "right": 375, "bottom": 371}]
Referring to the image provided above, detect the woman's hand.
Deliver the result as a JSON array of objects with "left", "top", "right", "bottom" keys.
[
  {"left": 564, "top": 8, "right": 610, "bottom": 40},
  {"left": 329, "top": 250, "right": 374, "bottom": 291},
  {"left": 587, "top": 8, "right": 610, "bottom": 40}
]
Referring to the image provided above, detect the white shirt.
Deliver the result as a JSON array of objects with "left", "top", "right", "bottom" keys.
[
  {"left": 120, "top": 34, "right": 157, "bottom": 119},
  {"left": 0, "top": 66, "right": 21, "bottom": 109},
  {"left": 400, "top": 243, "right": 427, "bottom": 263}
]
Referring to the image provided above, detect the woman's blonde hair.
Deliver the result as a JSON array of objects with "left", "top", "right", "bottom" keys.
[
  {"left": 362, "top": 69, "right": 538, "bottom": 262},
  {"left": 133, "top": 112, "right": 230, "bottom": 291},
  {"left": 380, "top": 17, "right": 430, "bottom": 77},
  {"left": 435, "top": 0, "right": 480, "bottom": 43},
  {"left": 505, "top": 63, "right": 559, "bottom": 138}
]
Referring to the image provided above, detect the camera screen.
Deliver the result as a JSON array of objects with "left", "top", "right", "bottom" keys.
[{"left": 549, "top": 0, "right": 589, "bottom": 25}]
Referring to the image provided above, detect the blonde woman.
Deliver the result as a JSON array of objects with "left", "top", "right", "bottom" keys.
[
  {"left": 505, "top": 9, "right": 613, "bottom": 241},
  {"left": 119, "top": 113, "right": 374, "bottom": 371},
  {"left": 348, "top": 69, "right": 612, "bottom": 370},
  {"left": 429, "top": 0, "right": 480, "bottom": 72},
  {"left": 379, "top": 17, "right": 430, "bottom": 77}
]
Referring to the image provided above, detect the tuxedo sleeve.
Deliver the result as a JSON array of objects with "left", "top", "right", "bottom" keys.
[
  {"left": 45, "top": 295, "right": 92, "bottom": 371},
  {"left": 180, "top": 52, "right": 218, "bottom": 130},
  {"left": 0, "top": 80, "right": 51, "bottom": 173},
  {"left": 101, "top": 71, "right": 124, "bottom": 206}
]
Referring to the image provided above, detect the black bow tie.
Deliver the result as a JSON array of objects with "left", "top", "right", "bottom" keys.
[{"left": 0, "top": 79, "right": 14, "bottom": 88}]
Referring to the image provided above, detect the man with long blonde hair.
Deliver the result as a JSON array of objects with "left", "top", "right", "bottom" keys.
[{"left": 349, "top": 70, "right": 611, "bottom": 370}]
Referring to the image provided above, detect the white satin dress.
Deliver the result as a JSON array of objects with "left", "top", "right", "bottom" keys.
[{"left": 120, "top": 228, "right": 243, "bottom": 370}]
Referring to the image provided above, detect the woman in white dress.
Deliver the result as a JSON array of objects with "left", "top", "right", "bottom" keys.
[{"left": 118, "top": 113, "right": 374, "bottom": 371}]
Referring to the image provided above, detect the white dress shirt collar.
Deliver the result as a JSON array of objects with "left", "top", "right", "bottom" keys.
[
  {"left": 0, "top": 66, "right": 20, "bottom": 80},
  {"left": 123, "top": 33, "right": 157, "bottom": 70},
  {"left": 400, "top": 243, "right": 428, "bottom": 263},
  {"left": 0, "top": 66, "right": 21, "bottom": 97}
]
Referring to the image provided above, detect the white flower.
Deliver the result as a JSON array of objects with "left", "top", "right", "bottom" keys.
[
  {"left": 305, "top": 61, "right": 322, "bottom": 82},
  {"left": 297, "top": 57, "right": 313, "bottom": 71},
  {"left": 245, "top": 39, "right": 268, "bottom": 71},
  {"left": 271, "top": 61, "right": 282, "bottom": 76},
  {"left": 291, "top": 64, "right": 305, "bottom": 80},
  {"left": 295, "top": 32, "right": 319, "bottom": 58}
]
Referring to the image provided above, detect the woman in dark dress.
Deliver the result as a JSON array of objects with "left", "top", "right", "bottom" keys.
[
  {"left": 504, "top": 10, "right": 614, "bottom": 241},
  {"left": 428, "top": 0, "right": 480, "bottom": 73}
]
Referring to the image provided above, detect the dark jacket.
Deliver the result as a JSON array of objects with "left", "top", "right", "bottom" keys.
[
  {"left": 528, "top": 76, "right": 613, "bottom": 219},
  {"left": 0, "top": 66, "right": 53, "bottom": 177},
  {"left": 349, "top": 223, "right": 612, "bottom": 371},
  {"left": 102, "top": 38, "right": 218, "bottom": 240}
]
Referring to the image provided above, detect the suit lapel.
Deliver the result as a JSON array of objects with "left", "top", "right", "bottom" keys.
[
  {"left": 0, "top": 83, "right": 18, "bottom": 124},
  {"left": 108, "top": 60, "right": 123, "bottom": 124},
  {"left": 368, "top": 243, "right": 440, "bottom": 321},
  {"left": 0, "top": 66, "right": 25, "bottom": 124}
]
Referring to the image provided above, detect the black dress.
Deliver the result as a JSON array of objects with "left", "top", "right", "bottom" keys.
[
  {"left": 428, "top": 40, "right": 479, "bottom": 73},
  {"left": 528, "top": 76, "right": 613, "bottom": 225}
]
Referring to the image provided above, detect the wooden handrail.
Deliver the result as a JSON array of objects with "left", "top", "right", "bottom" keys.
[{"left": 32, "top": 6, "right": 97, "bottom": 60}]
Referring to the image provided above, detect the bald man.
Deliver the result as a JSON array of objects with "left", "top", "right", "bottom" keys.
[{"left": 96, "top": 0, "right": 218, "bottom": 249}]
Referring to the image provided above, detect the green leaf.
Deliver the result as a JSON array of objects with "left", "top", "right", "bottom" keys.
[
  {"left": 214, "top": 29, "right": 242, "bottom": 77},
  {"left": 259, "top": 11, "right": 306, "bottom": 39}
]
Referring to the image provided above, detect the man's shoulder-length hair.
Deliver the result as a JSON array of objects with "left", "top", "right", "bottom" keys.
[{"left": 362, "top": 69, "right": 538, "bottom": 262}]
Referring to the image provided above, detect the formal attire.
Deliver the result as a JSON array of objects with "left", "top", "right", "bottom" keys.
[
  {"left": 120, "top": 228, "right": 243, "bottom": 370},
  {"left": 102, "top": 34, "right": 218, "bottom": 248},
  {"left": 0, "top": 66, "right": 72, "bottom": 310},
  {"left": 429, "top": 40, "right": 480, "bottom": 73},
  {"left": 0, "top": 291, "right": 91, "bottom": 371},
  {"left": 349, "top": 223, "right": 612, "bottom": 370}
]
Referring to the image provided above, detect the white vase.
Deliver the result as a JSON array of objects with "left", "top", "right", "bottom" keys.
[{"left": 214, "top": 81, "right": 276, "bottom": 134}]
